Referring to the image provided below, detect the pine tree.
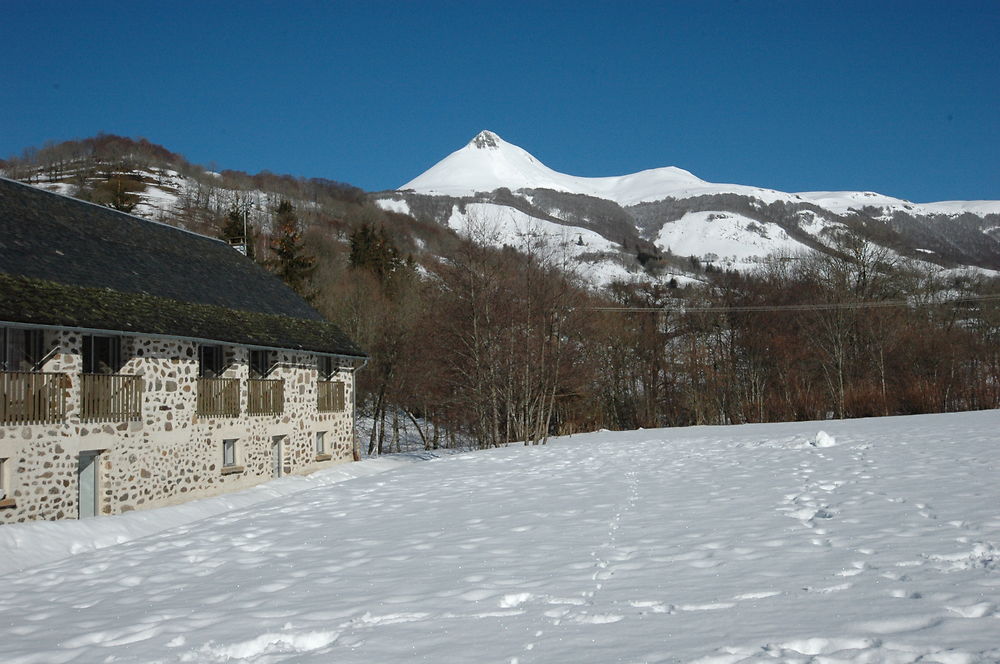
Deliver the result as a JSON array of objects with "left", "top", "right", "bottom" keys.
[
  {"left": 218, "top": 206, "right": 256, "bottom": 260},
  {"left": 269, "top": 200, "right": 315, "bottom": 297},
  {"left": 348, "top": 223, "right": 414, "bottom": 289},
  {"left": 348, "top": 223, "right": 407, "bottom": 286}
]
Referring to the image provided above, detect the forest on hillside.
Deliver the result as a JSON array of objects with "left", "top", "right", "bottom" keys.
[
  {"left": 317, "top": 223, "right": 1000, "bottom": 453},
  {"left": 4, "top": 136, "right": 1000, "bottom": 453}
]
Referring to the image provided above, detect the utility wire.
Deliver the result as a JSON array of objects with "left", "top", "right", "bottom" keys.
[{"left": 588, "top": 293, "right": 1000, "bottom": 314}]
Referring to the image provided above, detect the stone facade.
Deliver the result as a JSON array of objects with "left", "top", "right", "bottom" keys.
[{"left": 0, "top": 328, "right": 358, "bottom": 524}]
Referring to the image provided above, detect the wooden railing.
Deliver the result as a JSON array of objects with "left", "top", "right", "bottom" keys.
[
  {"left": 196, "top": 377, "right": 240, "bottom": 417},
  {"left": 1, "top": 371, "right": 69, "bottom": 424},
  {"left": 79, "top": 373, "right": 143, "bottom": 422},
  {"left": 247, "top": 378, "right": 284, "bottom": 415},
  {"left": 3, "top": 372, "right": 339, "bottom": 423},
  {"left": 317, "top": 380, "right": 346, "bottom": 413}
]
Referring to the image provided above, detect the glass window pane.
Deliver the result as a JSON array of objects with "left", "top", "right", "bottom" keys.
[
  {"left": 2, "top": 328, "right": 44, "bottom": 371},
  {"left": 83, "top": 335, "right": 121, "bottom": 374},
  {"left": 250, "top": 350, "right": 271, "bottom": 378},
  {"left": 200, "top": 345, "right": 224, "bottom": 378},
  {"left": 223, "top": 439, "right": 236, "bottom": 467}
]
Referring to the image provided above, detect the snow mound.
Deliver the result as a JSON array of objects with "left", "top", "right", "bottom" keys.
[{"left": 813, "top": 431, "right": 837, "bottom": 447}]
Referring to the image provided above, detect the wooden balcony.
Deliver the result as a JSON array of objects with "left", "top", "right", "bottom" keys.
[
  {"left": 1, "top": 371, "right": 69, "bottom": 424},
  {"left": 79, "top": 373, "right": 143, "bottom": 422},
  {"left": 196, "top": 377, "right": 240, "bottom": 417},
  {"left": 247, "top": 378, "right": 284, "bottom": 416},
  {"left": 317, "top": 380, "right": 346, "bottom": 413}
]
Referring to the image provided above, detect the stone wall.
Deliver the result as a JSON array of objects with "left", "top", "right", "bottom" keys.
[{"left": 0, "top": 330, "right": 358, "bottom": 524}]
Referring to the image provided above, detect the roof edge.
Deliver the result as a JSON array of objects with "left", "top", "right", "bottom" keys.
[{"left": 0, "top": 273, "right": 366, "bottom": 358}]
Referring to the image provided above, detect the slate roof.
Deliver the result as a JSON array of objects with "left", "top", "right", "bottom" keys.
[{"left": 0, "top": 177, "right": 364, "bottom": 358}]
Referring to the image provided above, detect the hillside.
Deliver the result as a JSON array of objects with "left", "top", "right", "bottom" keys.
[
  {"left": 2, "top": 410, "right": 999, "bottom": 662},
  {"left": 0, "top": 134, "right": 456, "bottom": 272},
  {"left": 377, "top": 131, "right": 1000, "bottom": 285}
]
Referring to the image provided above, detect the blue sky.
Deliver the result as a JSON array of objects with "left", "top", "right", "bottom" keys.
[{"left": 2, "top": 1, "right": 997, "bottom": 202}]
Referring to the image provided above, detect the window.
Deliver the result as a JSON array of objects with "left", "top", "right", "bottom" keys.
[
  {"left": 82, "top": 335, "right": 121, "bottom": 374},
  {"left": 315, "top": 431, "right": 326, "bottom": 455},
  {"left": 199, "top": 345, "right": 224, "bottom": 378},
  {"left": 318, "top": 380, "right": 346, "bottom": 412},
  {"left": 1, "top": 327, "right": 44, "bottom": 372},
  {"left": 0, "top": 458, "right": 8, "bottom": 501},
  {"left": 318, "top": 356, "right": 335, "bottom": 381},
  {"left": 222, "top": 439, "right": 237, "bottom": 468},
  {"left": 250, "top": 349, "right": 274, "bottom": 378}
]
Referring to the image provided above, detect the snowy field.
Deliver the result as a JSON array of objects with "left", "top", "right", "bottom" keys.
[{"left": 2, "top": 411, "right": 999, "bottom": 663}]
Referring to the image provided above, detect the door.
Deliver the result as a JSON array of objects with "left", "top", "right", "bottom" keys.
[
  {"left": 272, "top": 436, "right": 283, "bottom": 478},
  {"left": 78, "top": 452, "right": 99, "bottom": 518}
]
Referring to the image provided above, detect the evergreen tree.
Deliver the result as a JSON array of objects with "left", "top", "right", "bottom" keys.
[
  {"left": 269, "top": 200, "right": 315, "bottom": 297},
  {"left": 348, "top": 223, "right": 408, "bottom": 287},
  {"left": 218, "top": 206, "right": 256, "bottom": 260}
]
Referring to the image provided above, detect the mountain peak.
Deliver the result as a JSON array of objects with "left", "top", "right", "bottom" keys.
[{"left": 470, "top": 130, "right": 502, "bottom": 150}]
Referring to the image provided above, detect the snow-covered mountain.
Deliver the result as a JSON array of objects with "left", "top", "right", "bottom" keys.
[
  {"left": 404, "top": 130, "right": 799, "bottom": 207},
  {"left": 380, "top": 131, "right": 1000, "bottom": 286}
]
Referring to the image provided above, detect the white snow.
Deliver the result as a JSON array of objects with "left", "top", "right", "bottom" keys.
[
  {"left": 375, "top": 198, "right": 411, "bottom": 215},
  {"left": 402, "top": 132, "right": 1000, "bottom": 215},
  {"left": 2, "top": 410, "right": 1000, "bottom": 663},
  {"left": 0, "top": 455, "right": 426, "bottom": 576},
  {"left": 402, "top": 131, "right": 797, "bottom": 206},
  {"left": 797, "top": 191, "right": 1000, "bottom": 218},
  {"left": 921, "top": 200, "right": 1000, "bottom": 216},
  {"left": 655, "top": 210, "right": 810, "bottom": 266},
  {"left": 22, "top": 169, "right": 278, "bottom": 233},
  {"left": 796, "top": 190, "right": 920, "bottom": 216},
  {"left": 447, "top": 202, "right": 641, "bottom": 286}
]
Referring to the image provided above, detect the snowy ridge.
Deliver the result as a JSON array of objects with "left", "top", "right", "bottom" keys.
[
  {"left": 402, "top": 131, "right": 999, "bottom": 212},
  {"left": 798, "top": 191, "right": 1000, "bottom": 217},
  {"left": 402, "top": 130, "right": 794, "bottom": 206}
]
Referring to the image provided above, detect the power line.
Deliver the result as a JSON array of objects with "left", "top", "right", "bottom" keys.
[{"left": 588, "top": 293, "right": 1000, "bottom": 314}]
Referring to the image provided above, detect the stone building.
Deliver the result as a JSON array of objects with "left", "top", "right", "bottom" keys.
[{"left": 0, "top": 177, "right": 366, "bottom": 523}]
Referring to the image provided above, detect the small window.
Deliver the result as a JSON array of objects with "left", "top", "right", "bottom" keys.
[
  {"left": 315, "top": 431, "right": 326, "bottom": 455},
  {"left": 199, "top": 345, "right": 225, "bottom": 378},
  {"left": 222, "top": 439, "right": 237, "bottom": 467},
  {"left": 318, "top": 356, "right": 335, "bottom": 381},
  {"left": 1, "top": 327, "right": 44, "bottom": 372},
  {"left": 250, "top": 349, "right": 274, "bottom": 379},
  {"left": 82, "top": 335, "right": 122, "bottom": 374},
  {"left": 0, "top": 458, "right": 8, "bottom": 501}
]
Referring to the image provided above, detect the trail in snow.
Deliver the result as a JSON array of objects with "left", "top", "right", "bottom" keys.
[{"left": 1, "top": 411, "right": 998, "bottom": 663}]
